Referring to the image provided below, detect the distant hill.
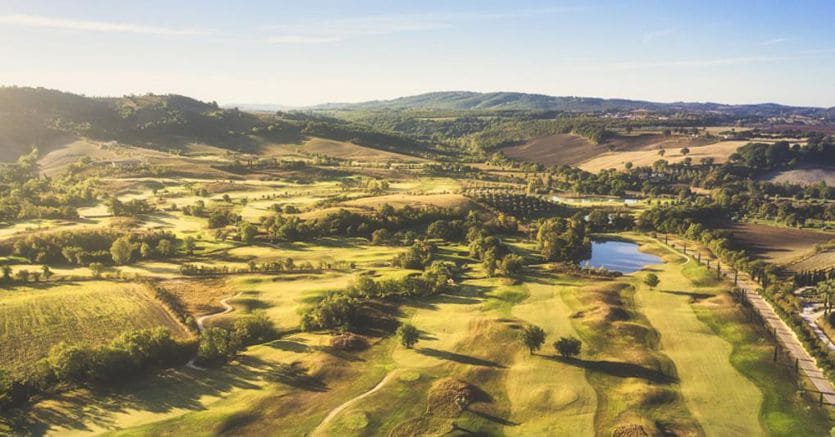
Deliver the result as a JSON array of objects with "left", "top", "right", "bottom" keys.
[
  {"left": 0, "top": 87, "right": 429, "bottom": 162},
  {"left": 313, "top": 91, "right": 832, "bottom": 118}
]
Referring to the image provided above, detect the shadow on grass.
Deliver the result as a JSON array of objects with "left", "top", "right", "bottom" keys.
[
  {"left": 659, "top": 289, "right": 713, "bottom": 302},
  {"left": 417, "top": 348, "right": 506, "bottom": 368},
  {"left": 547, "top": 356, "right": 676, "bottom": 383},
  {"left": 12, "top": 353, "right": 287, "bottom": 435},
  {"left": 263, "top": 361, "right": 328, "bottom": 392}
]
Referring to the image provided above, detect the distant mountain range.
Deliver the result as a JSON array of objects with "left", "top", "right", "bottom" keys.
[{"left": 309, "top": 91, "right": 835, "bottom": 118}]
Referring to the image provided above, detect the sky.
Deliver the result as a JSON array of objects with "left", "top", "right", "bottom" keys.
[{"left": 0, "top": 0, "right": 834, "bottom": 107}]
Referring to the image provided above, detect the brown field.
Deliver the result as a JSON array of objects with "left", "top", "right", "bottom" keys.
[
  {"left": 502, "top": 133, "right": 715, "bottom": 169},
  {"left": 762, "top": 166, "right": 835, "bottom": 186},
  {"left": 158, "top": 278, "right": 234, "bottom": 316},
  {"left": 788, "top": 251, "right": 835, "bottom": 272},
  {"left": 727, "top": 223, "right": 834, "bottom": 265},
  {"left": 501, "top": 134, "right": 601, "bottom": 166},
  {"left": 578, "top": 140, "right": 745, "bottom": 172},
  {"left": 340, "top": 193, "right": 476, "bottom": 211},
  {"left": 261, "top": 137, "right": 424, "bottom": 162}
]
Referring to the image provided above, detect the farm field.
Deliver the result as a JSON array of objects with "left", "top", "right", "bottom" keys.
[
  {"left": 726, "top": 223, "right": 834, "bottom": 265},
  {"left": 0, "top": 281, "right": 190, "bottom": 374},
  {"left": 762, "top": 166, "right": 835, "bottom": 186}
]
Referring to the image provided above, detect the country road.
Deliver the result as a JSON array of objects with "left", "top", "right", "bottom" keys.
[
  {"left": 186, "top": 292, "right": 242, "bottom": 371},
  {"left": 310, "top": 371, "right": 397, "bottom": 436}
]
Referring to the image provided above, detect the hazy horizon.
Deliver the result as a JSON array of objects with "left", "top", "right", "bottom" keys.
[{"left": 1, "top": 0, "right": 834, "bottom": 107}]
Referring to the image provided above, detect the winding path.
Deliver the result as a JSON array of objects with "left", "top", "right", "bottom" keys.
[
  {"left": 186, "top": 292, "right": 242, "bottom": 371},
  {"left": 311, "top": 371, "right": 397, "bottom": 436}
]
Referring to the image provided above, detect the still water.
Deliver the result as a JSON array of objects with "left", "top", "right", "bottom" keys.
[{"left": 581, "top": 240, "right": 662, "bottom": 273}]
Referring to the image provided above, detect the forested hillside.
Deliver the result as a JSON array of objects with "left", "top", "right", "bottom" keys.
[{"left": 0, "top": 87, "right": 429, "bottom": 161}]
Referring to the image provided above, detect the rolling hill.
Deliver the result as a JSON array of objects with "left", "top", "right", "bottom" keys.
[
  {"left": 0, "top": 87, "right": 430, "bottom": 162},
  {"left": 313, "top": 90, "right": 833, "bottom": 118}
]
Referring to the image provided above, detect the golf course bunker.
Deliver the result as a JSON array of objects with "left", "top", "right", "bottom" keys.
[{"left": 582, "top": 240, "right": 661, "bottom": 273}]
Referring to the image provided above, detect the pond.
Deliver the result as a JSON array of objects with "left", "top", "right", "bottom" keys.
[{"left": 581, "top": 240, "right": 662, "bottom": 273}]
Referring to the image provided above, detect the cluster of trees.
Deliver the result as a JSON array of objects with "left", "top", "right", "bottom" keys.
[
  {"left": 519, "top": 324, "right": 582, "bottom": 358},
  {"left": 0, "top": 149, "right": 97, "bottom": 222},
  {"left": 260, "top": 205, "right": 463, "bottom": 243},
  {"left": 466, "top": 189, "right": 568, "bottom": 219},
  {"left": 391, "top": 241, "right": 436, "bottom": 270},
  {"left": 107, "top": 197, "right": 156, "bottom": 217},
  {"left": 730, "top": 139, "right": 834, "bottom": 171},
  {"left": 533, "top": 215, "right": 591, "bottom": 263},
  {"left": 1, "top": 312, "right": 278, "bottom": 411},
  {"left": 586, "top": 209, "right": 635, "bottom": 233},
  {"left": 2, "top": 229, "right": 178, "bottom": 266},
  {"left": 0, "top": 328, "right": 192, "bottom": 411},
  {"left": 466, "top": 227, "right": 524, "bottom": 277},
  {"left": 301, "top": 263, "right": 459, "bottom": 331}
]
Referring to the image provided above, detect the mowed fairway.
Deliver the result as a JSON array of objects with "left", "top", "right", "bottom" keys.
[
  {"left": 0, "top": 281, "right": 190, "bottom": 374},
  {"left": 633, "top": 239, "right": 763, "bottom": 436},
  {"left": 508, "top": 275, "right": 597, "bottom": 435}
]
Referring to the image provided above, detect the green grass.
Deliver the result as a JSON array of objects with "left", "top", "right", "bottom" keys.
[
  {"left": 632, "top": 238, "right": 764, "bottom": 436},
  {"left": 0, "top": 281, "right": 190, "bottom": 374}
]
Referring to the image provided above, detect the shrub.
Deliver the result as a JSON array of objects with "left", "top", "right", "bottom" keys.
[
  {"left": 397, "top": 323, "right": 420, "bottom": 349},
  {"left": 197, "top": 327, "right": 243, "bottom": 365},
  {"left": 554, "top": 336, "right": 582, "bottom": 358},
  {"left": 234, "top": 312, "right": 277, "bottom": 345},
  {"left": 330, "top": 333, "right": 368, "bottom": 351}
]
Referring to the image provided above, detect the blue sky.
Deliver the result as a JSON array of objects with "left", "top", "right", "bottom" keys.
[{"left": 1, "top": 0, "right": 833, "bottom": 106}]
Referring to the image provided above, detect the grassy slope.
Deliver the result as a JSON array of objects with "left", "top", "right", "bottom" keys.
[
  {"left": 632, "top": 238, "right": 764, "bottom": 435},
  {"left": 0, "top": 281, "right": 190, "bottom": 374},
  {"left": 508, "top": 274, "right": 597, "bottom": 435}
]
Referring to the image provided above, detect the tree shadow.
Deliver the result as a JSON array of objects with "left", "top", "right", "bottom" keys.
[
  {"left": 417, "top": 348, "right": 506, "bottom": 368},
  {"left": 548, "top": 356, "right": 676, "bottom": 383},
  {"left": 13, "top": 353, "right": 285, "bottom": 435},
  {"left": 263, "top": 361, "right": 328, "bottom": 392},
  {"left": 659, "top": 290, "right": 713, "bottom": 302}
]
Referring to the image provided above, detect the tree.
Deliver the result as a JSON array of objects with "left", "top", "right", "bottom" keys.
[
  {"left": 89, "top": 262, "right": 105, "bottom": 279},
  {"left": 184, "top": 237, "right": 196, "bottom": 255},
  {"left": 397, "top": 323, "right": 420, "bottom": 349},
  {"left": 644, "top": 273, "right": 660, "bottom": 289},
  {"left": 520, "top": 325, "right": 546, "bottom": 354},
  {"left": 14, "top": 269, "right": 29, "bottom": 283},
  {"left": 47, "top": 342, "right": 89, "bottom": 383},
  {"left": 197, "top": 327, "right": 242, "bottom": 364},
  {"left": 624, "top": 161, "right": 633, "bottom": 170},
  {"left": 110, "top": 236, "right": 133, "bottom": 265},
  {"left": 554, "top": 336, "right": 582, "bottom": 358},
  {"left": 498, "top": 254, "right": 524, "bottom": 277},
  {"left": 2, "top": 265, "right": 11, "bottom": 282},
  {"left": 680, "top": 147, "right": 690, "bottom": 156},
  {"left": 658, "top": 149, "right": 666, "bottom": 157},
  {"left": 156, "top": 239, "right": 174, "bottom": 257},
  {"left": 239, "top": 222, "right": 258, "bottom": 244},
  {"left": 140, "top": 242, "right": 154, "bottom": 259}
]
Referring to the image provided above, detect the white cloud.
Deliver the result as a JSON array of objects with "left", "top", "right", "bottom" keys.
[
  {"left": 760, "top": 37, "right": 788, "bottom": 46},
  {"left": 642, "top": 28, "right": 676, "bottom": 43},
  {"left": 0, "top": 14, "right": 207, "bottom": 36},
  {"left": 262, "top": 7, "right": 587, "bottom": 44}
]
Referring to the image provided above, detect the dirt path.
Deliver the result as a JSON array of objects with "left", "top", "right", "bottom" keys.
[
  {"left": 311, "top": 371, "right": 397, "bottom": 436},
  {"left": 186, "top": 292, "right": 242, "bottom": 371}
]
